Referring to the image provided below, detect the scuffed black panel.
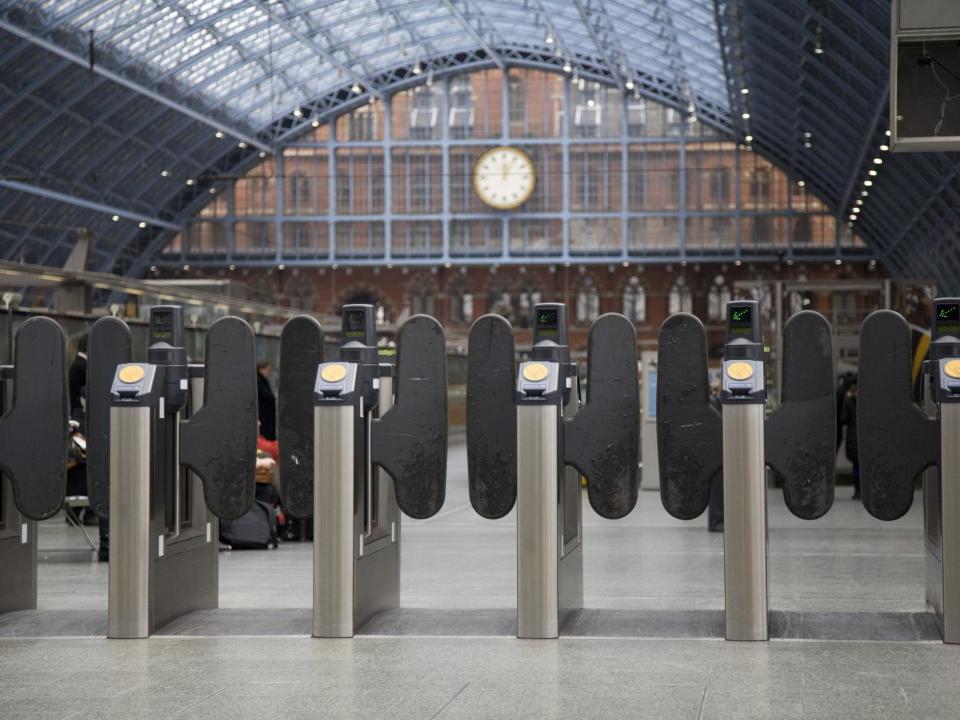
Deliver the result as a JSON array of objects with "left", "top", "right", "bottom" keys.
[
  {"left": 656, "top": 313, "right": 721, "bottom": 519},
  {"left": 858, "top": 310, "right": 938, "bottom": 520},
  {"left": 0, "top": 318, "right": 68, "bottom": 520},
  {"left": 372, "top": 315, "right": 447, "bottom": 519},
  {"left": 180, "top": 317, "right": 258, "bottom": 521},
  {"left": 85, "top": 317, "right": 131, "bottom": 517},
  {"left": 765, "top": 311, "right": 836, "bottom": 520},
  {"left": 465, "top": 315, "right": 517, "bottom": 519},
  {"left": 565, "top": 313, "right": 639, "bottom": 519},
  {"left": 278, "top": 316, "right": 324, "bottom": 518}
]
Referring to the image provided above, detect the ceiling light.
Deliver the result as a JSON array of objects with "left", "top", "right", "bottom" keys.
[
  {"left": 312, "top": 120, "right": 320, "bottom": 127},
  {"left": 853, "top": 207, "right": 861, "bottom": 213},
  {"left": 351, "top": 83, "right": 362, "bottom": 94},
  {"left": 745, "top": 134, "right": 754, "bottom": 143},
  {"left": 740, "top": 88, "right": 749, "bottom": 95},
  {"left": 734, "top": 259, "right": 742, "bottom": 266},
  {"left": 150, "top": 266, "right": 157, "bottom": 273},
  {"left": 803, "top": 131, "right": 812, "bottom": 138},
  {"left": 545, "top": 32, "right": 554, "bottom": 45},
  {"left": 586, "top": 98, "right": 595, "bottom": 107},
  {"left": 186, "top": 178, "right": 194, "bottom": 186},
  {"left": 278, "top": 264, "right": 285, "bottom": 271},
  {"left": 798, "top": 180, "right": 806, "bottom": 187},
  {"left": 804, "top": 142, "right": 812, "bottom": 148},
  {"left": 111, "top": 215, "right": 119, "bottom": 222},
  {"left": 563, "top": 61, "right": 572, "bottom": 73},
  {"left": 873, "top": 157, "right": 883, "bottom": 165},
  {"left": 625, "top": 78, "right": 634, "bottom": 90},
  {"left": 861, "top": 190, "right": 869, "bottom": 197},
  {"left": 215, "top": 131, "right": 224, "bottom": 139},
  {"left": 864, "top": 180, "right": 873, "bottom": 186},
  {"left": 849, "top": 214, "right": 857, "bottom": 220},
  {"left": 880, "top": 144, "right": 890, "bottom": 151},
  {"left": 293, "top": 108, "right": 304, "bottom": 117},
  {"left": 229, "top": 264, "right": 236, "bottom": 271},
  {"left": 868, "top": 169, "right": 877, "bottom": 176},
  {"left": 138, "top": 221, "right": 147, "bottom": 228},
  {"left": 238, "top": 142, "right": 247, "bottom": 149},
  {"left": 412, "top": 62, "right": 422, "bottom": 75},
  {"left": 741, "top": 112, "right": 751, "bottom": 119},
  {"left": 208, "top": 187, "right": 217, "bottom": 193},
  {"left": 856, "top": 199, "right": 863, "bottom": 205},
  {"left": 885, "top": 130, "right": 892, "bottom": 137},
  {"left": 160, "top": 170, "right": 169, "bottom": 177},
  {"left": 259, "top": 151, "right": 267, "bottom": 158}
]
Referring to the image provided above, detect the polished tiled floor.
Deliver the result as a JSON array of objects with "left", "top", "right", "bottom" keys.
[{"left": 2, "top": 443, "right": 958, "bottom": 719}]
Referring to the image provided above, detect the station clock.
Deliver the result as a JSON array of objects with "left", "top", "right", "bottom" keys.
[{"left": 472, "top": 146, "right": 537, "bottom": 210}]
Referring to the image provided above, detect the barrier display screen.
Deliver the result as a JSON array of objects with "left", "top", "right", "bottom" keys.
[
  {"left": 343, "top": 309, "right": 368, "bottom": 339},
  {"left": 535, "top": 308, "right": 559, "bottom": 338},
  {"left": 935, "top": 301, "right": 960, "bottom": 338}
]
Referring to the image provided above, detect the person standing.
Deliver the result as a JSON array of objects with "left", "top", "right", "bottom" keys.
[
  {"left": 257, "top": 361, "right": 277, "bottom": 442},
  {"left": 67, "top": 335, "right": 87, "bottom": 424},
  {"left": 840, "top": 381, "right": 860, "bottom": 500}
]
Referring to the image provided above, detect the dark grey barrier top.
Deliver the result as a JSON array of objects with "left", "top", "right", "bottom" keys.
[
  {"left": 466, "top": 314, "right": 517, "bottom": 519},
  {"left": 0, "top": 317, "right": 67, "bottom": 520},
  {"left": 86, "top": 316, "right": 131, "bottom": 516},
  {"left": 765, "top": 311, "right": 835, "bottom": 520},
  {"left": 277, "top": 315, "right": 325, "bottom": 519},
  {"left": 372, "top": 314, "right": 448, "bottom": 519},
  {"left": 656, "top": 313, "right": 722, "bottom": 519},
  {"left": 564, "top": 313, "right": 640, "bottom": 519},
  {"left": 179, "top": 316, "right": 258, "bottom": 521},
  {"left": 858, "top": 310, "right": 938, "bottom": 520}
]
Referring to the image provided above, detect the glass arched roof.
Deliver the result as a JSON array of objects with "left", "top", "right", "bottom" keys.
[{"left": 2, "top": 0, "right": 960, "bottom": 290}]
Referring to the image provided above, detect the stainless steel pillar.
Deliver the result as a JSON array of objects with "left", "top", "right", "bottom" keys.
[
  {"left": 940, "top": 402, "right": 960, "bottom": 642},
  {"left": 313, "top": 405, "right": 355, "bottom": 638},
  {"left": 722, "top": 402, "right": 769, "bottom": 641},
  {"left": 517, "top": 404, "right": 560, "bottom": 639},
  {"left": 107, "top": 405, "right": 151, "bottom": 639}
]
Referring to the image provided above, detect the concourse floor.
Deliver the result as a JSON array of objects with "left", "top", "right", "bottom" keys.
[{"left": 2, "top": 443, "right": 957, "bottom": 719}]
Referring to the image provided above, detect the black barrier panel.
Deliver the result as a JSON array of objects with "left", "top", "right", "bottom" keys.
[
  {"left": 85, "top": 317, "right": 131, "bottom": 516},
  {"left": 858, "top": 310, "right": 938, "bottom": 520},
  {"left": 656, "top": 313, "right": 722, "bottom": 519},
  {"left": 0, "top": 318, "right": 68, "bottom": 520},
  {"left": 180, "top": 317, "right": 258, "bottom": 521},
  {"left": 765, "top": 311, "right": 836, "bottom": 520},
  {"left": 372, "top": 315, "right": 447, "bottom": 519},
  {"left": 466, "top": 314, "right": 517, "bottom": 519},
  {"left": 565, "top": 313, "right": 640, "bottom": 519},
  {"left": 277, "top": 316, "right": 324, "bottom": 518}
]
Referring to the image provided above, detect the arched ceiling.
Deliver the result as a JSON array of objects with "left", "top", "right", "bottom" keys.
[{"left": 1, "top": 0, "right": 959, "bottom": 289}]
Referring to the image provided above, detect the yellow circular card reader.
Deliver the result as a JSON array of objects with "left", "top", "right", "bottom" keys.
[
  {"left": 522, "top": 363, "right": 549, "bottom": 382},
  {"left": 945, "top": 360, "right": 960, "bottom": 379},
  {"left": 726, "top": 362, "right": 754, "bottom": 381},
  {"left": 118, "top": 365, "right": 145, "bottom": 384},
  {"left": 320, "top": 364, "right": 348, "bottom": 383}
]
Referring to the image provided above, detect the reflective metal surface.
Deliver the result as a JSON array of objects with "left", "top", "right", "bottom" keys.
[
  {"left": 722, "top": 403, "right": 768, "bottom": 641},
  {"left": 313, "top": 405, "right": 355, "bottom": 638},
  {"left": 108, "top": 405, "right": 151, "bottom": 639},
  {"left": 940, "top": 403, "right": 960, "bottom": 643},
  {"left": 517, "top": 404, "right": 559, "bottom": 639}
]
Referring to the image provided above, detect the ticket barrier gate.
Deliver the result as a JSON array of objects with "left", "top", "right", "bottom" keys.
[
  {"left": 858, "top": 298, "right": 960, "bottom": 643},
  {"left": 278, "top": 305, "right": 447, "bottom": 638},
  {"left": 466, "top": 304, "right": 640, "bottom": 639},
  {"left": 87, "top": 306, "right": 257, "bottom": 638},
  {"left": 657, "top": 301, "right": 835, "bottom": 640},
  {"left": 0, "top": 318, "right": 67, "bottom": 613}
]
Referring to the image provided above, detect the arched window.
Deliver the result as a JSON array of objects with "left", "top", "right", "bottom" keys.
[
  {"left": 793, "top": 215, "right": 812, "bottom": 245},
  {"left": 707, "top": 276, "right": 731, "bottom": 321},
  {"left": 488, "top": 286, "right": 514, "bottom": 323},
  {"left": 575, "top": 276, "right": 600, "bottom": 324},
  {"left": 409, "top": 279, "right": 435, "bottom": 317},
  {"left": 448, "top": 277, "right": 474, "bottom": 325},
  {"left": 668, "top": 277, "right": 692, "bottom": 315},
  {"left": 517, "top": 285, "right": 542, "bottom": 328},
  {"left": 622, "top": 276, "right": 646, "bottom": 323}
]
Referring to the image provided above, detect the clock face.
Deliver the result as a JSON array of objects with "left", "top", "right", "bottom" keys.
[{"left": 472, "top": 146, "right": 537, "bottom": 210}]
